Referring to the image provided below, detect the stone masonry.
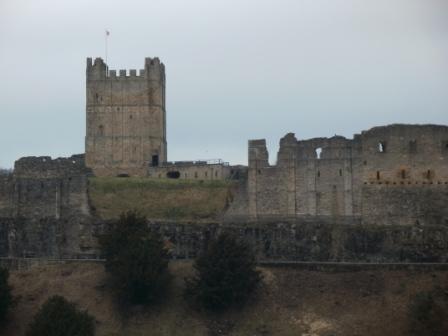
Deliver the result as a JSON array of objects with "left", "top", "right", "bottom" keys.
[
  {"left": 85, "top": 57, "right": 167, "bottom": 176},
  {"left": 246, "top": 124, "right": 448, "bottom": 226}
]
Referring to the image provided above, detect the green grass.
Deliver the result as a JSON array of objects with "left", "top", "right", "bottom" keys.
[{"left": 88, "top": 177, "right": 236, "bottom": 221}]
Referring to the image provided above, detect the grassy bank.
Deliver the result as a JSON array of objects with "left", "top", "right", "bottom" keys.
[
  {"left": 3, "top": 262, "right": 448, "bottom": 336},
  {"left": 88, "top": 177, "right": 236, "bottom": 221}
]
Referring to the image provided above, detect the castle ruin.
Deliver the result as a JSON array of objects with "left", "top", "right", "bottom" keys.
[
  {"left": 246, "top": 125, "right": 448, "bottom": 226},
  {"left": 0, "top": 56, "right": 448, "bottom": 263}
]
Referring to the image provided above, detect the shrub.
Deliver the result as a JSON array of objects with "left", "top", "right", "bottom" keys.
[
  {"left": 185, "top": 232, "right": 261, "bottom": 311},
  {"left": 99, "top": 211, "right": 171, "bottom": 305},
  {"left": 0, "top": 267, "right": 13, "bottom": 325},
  {"left": 26, "top": 295, "right": 95, "bottom": 336},
  {"left": 408, "top": 291, "right": 444, "bottom": 336}
]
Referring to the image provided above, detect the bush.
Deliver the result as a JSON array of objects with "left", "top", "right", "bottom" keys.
[
  {"left": 408, "top": 291, "right": 444, "bottom": 336},
  {"left": 185, "top": 232, "right": 261, "bottom": 311},
  {"left": 99, "top": 211, "right": 171, "bottom": 305},
  {"left": 26, "top": 295, "right": 95, "bottom": 336},
  {"left": 0, "top": 266, "right": 13, "bottom": 325}
]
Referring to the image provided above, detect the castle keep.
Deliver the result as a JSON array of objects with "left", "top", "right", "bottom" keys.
[{"left": 85, "top": 57, "right": 167, "bottom": 176}]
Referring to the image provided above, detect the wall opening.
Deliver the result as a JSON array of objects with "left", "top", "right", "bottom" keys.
[
  {"left": 401, "top": 169, "right": 406, "bottom": 179},
  {"left": 98, "top": 125, "right": 104, "bottom": 136},
  {"left": 376, "top": 171, "right": 380, "bottom": 180},
  {"left": 426, "top": 170, "right": 432, "bottom": 179},
  {"left": 152, "top": 155, "right": 159, "bottom": 167},
  {"left": 409, "top": 140, "right": 417, "bottom": 153},
  {"left": 166, "top": 171, "right": 180, "bottom": 179},
  {"left": 315, "top": 147, "right": 322, "bottom": 159},
  {"left": 378, "top": 142, "right": 386, "bottom": 153},
  {"left": 317, "top": 170, "right": 320, "bottom": 178},
  {"left": 443, "top": 141, "right": 448, "bottom": 152},
  {"left": 339, "top": 169, "right": 342, "bottom": 176}
]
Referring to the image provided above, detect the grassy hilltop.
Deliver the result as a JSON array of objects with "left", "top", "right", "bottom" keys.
[{"left": 88, "top": 177, "right": 236, "bottom": 221}]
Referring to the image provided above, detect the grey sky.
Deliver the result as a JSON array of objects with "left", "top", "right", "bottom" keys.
[{"left": 1, "top": 0, "right": 447, "bottom": 168}]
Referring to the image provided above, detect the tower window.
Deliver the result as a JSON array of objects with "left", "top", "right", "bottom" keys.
[
  {"left": 339, "top": 169, "right": 342, "bottom": 176},
  {"left": 401, "top": 169, "right": 406, "bottom": 179},
  {"left": 151, "top": 155, "right": 159, "bottom": 167},
  {"left": 315, "top": 147, "right": 322, "bottom": 159},
  {"left": 376, "top": 171, "right": 380, "bottom": 180},
  {"left": 98, "top": 125, "right": 104, "bottom": 136}
]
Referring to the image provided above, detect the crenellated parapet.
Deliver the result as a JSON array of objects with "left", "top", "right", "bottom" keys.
[{"left": 86, "top": 57, "right": 165, "bottom": 82}]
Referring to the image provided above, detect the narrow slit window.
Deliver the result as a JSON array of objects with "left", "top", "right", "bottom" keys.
[
  {"left": 315, "top": 147, "right": 322, "bottom": 159},
  {"left": 376, "top": 171, "right": 380, "bottom": 180}
]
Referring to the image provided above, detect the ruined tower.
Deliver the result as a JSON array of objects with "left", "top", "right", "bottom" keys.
[{"left": 85, "top": 57, "right": 167, "bottom": 176}]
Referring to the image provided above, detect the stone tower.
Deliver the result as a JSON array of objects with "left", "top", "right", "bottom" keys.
[{"left": 85, "top": 57, "right": 167, "bottom": 176}]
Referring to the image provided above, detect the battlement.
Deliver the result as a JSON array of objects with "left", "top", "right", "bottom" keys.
[{"left": 86, "top": 57, "right": 165, "bottom": 81}]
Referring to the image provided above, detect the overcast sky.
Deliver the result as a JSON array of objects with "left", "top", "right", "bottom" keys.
[{"left": 1, "top": 0, "right": 447, "bottom": 168}]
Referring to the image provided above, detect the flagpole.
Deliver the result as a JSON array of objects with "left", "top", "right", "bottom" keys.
[{"left": 105, "top": 30, "right": 109, "bottom": 75}]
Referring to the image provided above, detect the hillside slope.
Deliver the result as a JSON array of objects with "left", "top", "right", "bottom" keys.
[
  {"left": 3, "top": 262, "right": 448, "bottom": 336},
  {"left": 89, "top": 177, "right": 236, "bottom": 221}
]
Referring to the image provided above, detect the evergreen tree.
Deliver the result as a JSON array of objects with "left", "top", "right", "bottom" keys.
[
  {"left": 100, "top": 211, "right": 171, "bottom": 305},
  {"left": 26, "top": 295, "right": 95, "bottom": 336},
  {"left": 0, "top": 266, "right": 13, "bottom": 325},
  {"left": 185, "top": 232, "right": 261, "bottom": 311}
]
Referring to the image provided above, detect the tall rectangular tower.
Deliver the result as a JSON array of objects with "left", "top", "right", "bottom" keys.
[{"left": 85, "top": 57, "right": 167, "bottom": 176}]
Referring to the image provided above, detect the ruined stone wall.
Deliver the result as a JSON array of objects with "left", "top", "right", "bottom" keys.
[
  {"left": 0, "top": 175, "right": 13, "bottom": 217},
  {"left": 248, "top": 124, "right": 448, "bottom": 226},
  {"left": 151, "top": 220, "right": 448, "bottom": 262},
  {"left": 0, "top": 155, "right": 97, "bottom": 258},
  {"left": 85, "top": 57, "right": 167, "bottom": 177}
]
